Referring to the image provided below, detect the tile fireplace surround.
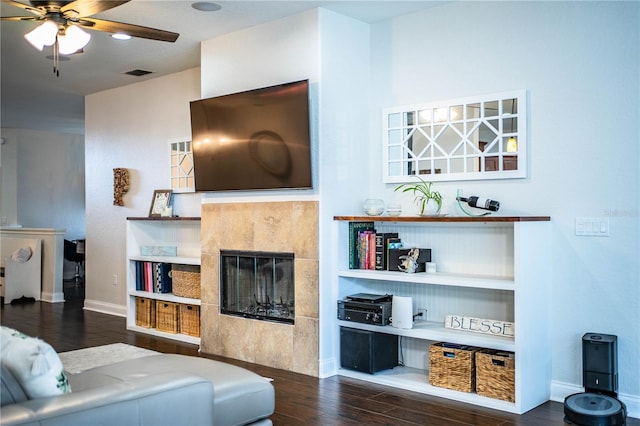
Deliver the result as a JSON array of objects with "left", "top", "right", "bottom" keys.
[{"left": 200, "top": 201, "right": 319, "bottom": 377}]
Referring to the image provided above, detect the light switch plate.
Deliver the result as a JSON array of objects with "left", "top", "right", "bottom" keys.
[{"left": 576, "top": 217, "right": 609, "bottom": 236}]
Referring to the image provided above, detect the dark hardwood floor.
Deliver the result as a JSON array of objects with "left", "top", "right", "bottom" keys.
[{"left": 2, "top": 281, "right": 636, "bottom": 426}]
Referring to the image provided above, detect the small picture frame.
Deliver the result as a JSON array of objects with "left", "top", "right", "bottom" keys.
[{"left": 148, "top": 189, "right": 172, "bottom": 217}]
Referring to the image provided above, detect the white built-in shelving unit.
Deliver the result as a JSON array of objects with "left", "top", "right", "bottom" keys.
[
  {"left": 333, "top": 215, "right": 551, "bottom": 414},
  {"left": 125, "top": 217, "right": 201, "bottom": 344}
]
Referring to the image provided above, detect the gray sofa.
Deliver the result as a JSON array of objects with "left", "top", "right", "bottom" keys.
[{"left": 1, "top": 354, "right": 275, "bottom": 426}]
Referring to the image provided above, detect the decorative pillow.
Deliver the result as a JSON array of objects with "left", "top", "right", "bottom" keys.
[
  {"left": 0, "top": 326, "right": 71, "bottom": 399},
  {"left": 10, "top": 247, "right": 32, "bottom": 263}
]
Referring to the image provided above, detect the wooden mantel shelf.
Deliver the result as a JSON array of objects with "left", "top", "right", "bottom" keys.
[
  {"left": 126, "top": 217, "right": 201, "bottom": 221},
  {"left": 333, "top": 215, "right": 550, "bottom": 223}
]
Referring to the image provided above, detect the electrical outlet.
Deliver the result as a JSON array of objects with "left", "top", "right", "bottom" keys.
[
  {"left": 417, "top": 308, "right": 428, "bottom": 321},
  {"left": 112, "top": 274, "right": 118, "bottom": 286}
]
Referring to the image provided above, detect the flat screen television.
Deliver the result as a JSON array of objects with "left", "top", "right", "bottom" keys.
[{"left": 190, "top": 80, "right": 312, "bottom": 192}]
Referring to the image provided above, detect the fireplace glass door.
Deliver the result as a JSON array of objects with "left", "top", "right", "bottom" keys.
[{"left": 220, "top": 250, "right": 294, "bottom": 324}]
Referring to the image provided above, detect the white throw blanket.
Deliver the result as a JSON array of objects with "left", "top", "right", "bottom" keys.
[{"left": 58, "top": 343, "right": 158, "bottom": 374}]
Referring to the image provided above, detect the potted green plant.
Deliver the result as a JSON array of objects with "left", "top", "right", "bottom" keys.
[{"left": 394, "top": 176, "right": 443, "bottom": 216}]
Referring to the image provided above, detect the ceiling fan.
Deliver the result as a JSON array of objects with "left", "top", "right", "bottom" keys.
[{"left": 2, "top": 0, "right": 179, "bottom": 73}]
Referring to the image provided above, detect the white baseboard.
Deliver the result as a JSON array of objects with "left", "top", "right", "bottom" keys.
[
  {"left": 308, "top": 374, "right": 640, "bottom": 419},
  {"left": 83, "top": 299, "right": 126, "bottom": 317},
  {"left": 550, "top": 380, "right": 583, "bottom": 402},
  {"left": 40, "top": 291, "right": 65, "bottom": 303},
  {"left": 551, "top": 380, "right": 640, "bottom": 420},
  {"left": 318, "top": 356, "right": 337, "bottom": 379}
]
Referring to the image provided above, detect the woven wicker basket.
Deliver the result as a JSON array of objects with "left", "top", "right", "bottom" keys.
[
  {"left": 172, "top": 265, "right": 201, "bottom": 299},
  {"left": 179, "top": 303, "right": 200, "bottom": 337},
  {"left": 135, "top": 297, "right": 155, "bottom": 328},
  {"left": 476, "top": 350, "right": 515, "bottom": 402},
  {"left": 156, "top": 301, "right": 179, "bottom": 333},
  {"left": 428, "top": 342, "right": 480, "bottom": 393}
]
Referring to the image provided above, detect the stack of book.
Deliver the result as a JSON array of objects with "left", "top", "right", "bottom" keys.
[
  {"left": 134, "top": 261, "right": 172, "bottom": 293},
  {"left": 348, "top": 222, "right": 432, "bottom": 272},
  {"left": 348, "top": 222, "right": 400, "bottom": 271}
]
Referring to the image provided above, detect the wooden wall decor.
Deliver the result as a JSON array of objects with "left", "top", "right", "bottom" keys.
[{"left": 113, "top": 168, "right": 130, "bottom": 206}]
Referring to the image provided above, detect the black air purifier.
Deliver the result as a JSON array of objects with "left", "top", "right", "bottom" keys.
[
  {"left": 564, "top": 333, "right": 627, "bottom": 425},
  {"left": 340, "top": 327, "right": 398, "bottom": 374}
]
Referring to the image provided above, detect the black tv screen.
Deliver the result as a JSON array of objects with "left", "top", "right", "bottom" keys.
[{"left": 190, "top": 80, "right": 312, "bottom": 192}]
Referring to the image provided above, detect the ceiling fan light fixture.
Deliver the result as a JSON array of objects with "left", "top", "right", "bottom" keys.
[
  {"left": 57, "top": 25, "right": 91, "bottom": 55},
  {"left": 191, "top": 2, "right": 222, "bottom": 12},
  {"left": 24, "top": 20, "right": 59, "bottom": 51},
  {"left": 112, "top": 33, "right": 132, "bottom": 40}
]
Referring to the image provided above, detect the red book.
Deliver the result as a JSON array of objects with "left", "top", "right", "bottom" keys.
[{"left": 368, "top": 232, "right": 376, "bottom": 269}]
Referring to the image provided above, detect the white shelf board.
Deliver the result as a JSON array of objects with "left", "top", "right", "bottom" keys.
[
  {"left": 129, "top": 290, "right": 201, "bottom": 305},
  {"left": 338, "top": 366, "right": 519, "bottom": 413},
  {"left": 338, "top": 320, "right": 515, "bottom": 351},
  {"left": 128, "top": 255, "right": 201, "bottom": 265},
  {"left": 338, "top": 270, "right": 514, "bottom": 291},
  {"left": 126, "top": 324, "right": 200, "bottom": 345}
]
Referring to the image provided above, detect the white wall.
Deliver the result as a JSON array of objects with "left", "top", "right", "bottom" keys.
[
  {"left": 201, "top": 10, "right": 317, "bottom": 99},
  {"left": 0, "top": 128, "right": 19, "bottom": 227},
  {"left": 84, "top": 68, "right": 201, "bottom": 315},
  {"left": 0, "top": 128, "right": 84, "bottom": 238},
  {"left": 317, "top": 9, "right": 371, "bottom": 375},
  {"left": 368, "top": 0, "right": 639, "bottom": 410}
]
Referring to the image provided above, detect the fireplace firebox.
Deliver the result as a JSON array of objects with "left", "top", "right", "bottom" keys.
[{"left": 220, "top": 250, "right": 294, "bottom": 324}]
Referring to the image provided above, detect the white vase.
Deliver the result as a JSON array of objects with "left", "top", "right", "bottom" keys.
[{"left": 418, "top": 198, "right": 441, "bottom": 216}]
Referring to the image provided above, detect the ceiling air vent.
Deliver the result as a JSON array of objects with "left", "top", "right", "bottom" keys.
[{"left": 125, "top": 69, "right": 153, "bottom": 77}]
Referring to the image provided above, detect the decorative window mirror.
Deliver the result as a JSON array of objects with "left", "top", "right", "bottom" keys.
[
  {"left": 169, "top": 138, "right": 195, "bottom": 192},
  {"left": 383, "top": 90, "right": 527, "bottom": 183}
]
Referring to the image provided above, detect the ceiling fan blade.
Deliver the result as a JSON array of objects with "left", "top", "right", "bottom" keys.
[
  {"left": 60, "top": 0, "right": 130, "bottom": 19},
  {"left": 2, "top": 0, "right": 45, "bottom": 16},
  {"left": 78, "top": 17, "right": 179, "bottom": 42},
  {"left": 0, "top": 15, "right": 40, "bottom": 21}
]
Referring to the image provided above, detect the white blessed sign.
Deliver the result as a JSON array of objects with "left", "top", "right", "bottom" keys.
[{"left": 444, "top": 315, "right": 514, "bottom": 337}]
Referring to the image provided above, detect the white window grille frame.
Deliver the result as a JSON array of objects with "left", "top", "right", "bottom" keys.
[
  {"left": 383, "top": 90, "right": 527, "bottom": 183},
  {"left": 169, "top": 138, "right": 195, "bottom": 193}
]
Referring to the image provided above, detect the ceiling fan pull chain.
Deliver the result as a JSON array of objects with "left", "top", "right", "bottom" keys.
[{"left": 53, "top": 39, "right": 60, "bottom": 77}]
